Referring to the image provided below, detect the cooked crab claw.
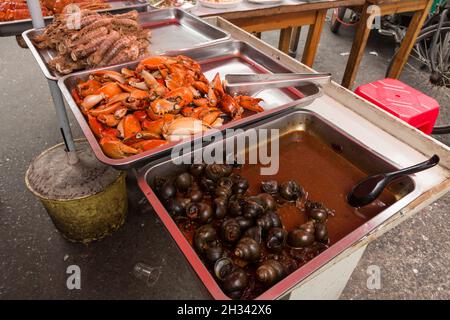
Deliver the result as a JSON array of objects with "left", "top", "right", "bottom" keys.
[
  {"left": 235, "top": 96, "right": 264, "bottom": 113},
  {"left": 99, "top": 136, "right": 140, "bottom": 159},
  {"left": 81, "top": 93, "right": 106, "bottom": 111},
  {"left": 91, "top": 70, "right": 126, "bottom": 84},
  {"left": 131, "top": 139, "right": 168, "bottom": 151},
  {"left": 219, "top": 94, "right": 243, "bottom": 120},
  {"left": 162, "top": 117, "right": 210, "bottom": 142},
  {"left": 96, "top": 82, "right": 122, "bottom": 98}
]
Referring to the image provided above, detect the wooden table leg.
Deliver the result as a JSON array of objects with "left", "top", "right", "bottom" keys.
[
  {"left": 341, "top": 3, "right": 373, "bottom": 89},
  {"left": 387, "top": 0, "right": 433, "bottom": 78},
  {"left": 301, "top": 9, "right": 326, "bottom": 67},
  {"left": 278, "top": 27, "right": 293, "bottom": 54},
  {"left": 289, "top": 27, "right": 302, "bottom": 58}
]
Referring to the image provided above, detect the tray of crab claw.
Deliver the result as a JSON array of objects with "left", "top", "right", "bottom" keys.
[{"left": 58, "top": 40, "right": 324, "bottom": 169}]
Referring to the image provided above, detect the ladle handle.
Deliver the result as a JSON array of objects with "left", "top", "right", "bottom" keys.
[{"left": 386, "top": 155, "right": 440, "bottom": 178}]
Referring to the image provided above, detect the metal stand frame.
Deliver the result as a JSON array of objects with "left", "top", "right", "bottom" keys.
[{"left": 26, "top": 0, "right": 78, "bottom": 161}]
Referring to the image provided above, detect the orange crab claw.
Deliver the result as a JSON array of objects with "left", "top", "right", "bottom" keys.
[
  {"left": 181, "top": 106, "right": 194, "bottom": 117},
  {"left": 98, "top": 114, "right": 120, "bottom": 127},
  {"left": 117, "top": 83, "right": 150, "bottom": 100},
  {"left": 91, "top": 70, "right": 126, "bottom": 84},
  {"left": 131, "top": 140, "right": 168, "bottom": 152},
  {"left": 151, "top": 99, "right": 177, "bottom": 115},
  {"left": 89, "top": 101, "right": 123, "bottom": 117},
  {"left": 96, "top": 82, "right": 122, "bottom": 98},
  {"left": 88, "top": 115, "right": 105, "bottom": 138},
  {"left": 101, "top": 128, "right": 120, "bottom": 139},
  {"left": 192, "top": 81, "right": 209, "bottom": 94},
  {"left": 136, "top": 56, "right": 177, "bottom": 72},
  {"left": 219, "top": 94, "right": 243, "bottom": 120},
  {"left": 81, "top": 93, "right": 106, "bottom": 111},
  {"left": 71, "top": 88, "right": 83, "bottom": 106},
  {"left": 193, "top": 98, "right": 209, "bottom": 108},
  {"left": 201, "top": 111, "right": 222, "bottom": 126},
  {"left": 99, "top": 136, "right": 139, "bottom": 159},
  {"left": 121, "top": 68, "right": 136, "bottom": 78},
  {"left": 235, "top": 96, "right": 264, "bottom": 113},
  {"left": 141, "top": 118, "right": 164, "bottom": 136},
  {"left": 123, "top": 114, "right": 142, "bottom": 139},
  {"left": 77, "top": 79, "right": 102, "bottom": 97},
  {"left": 164, "top": 87, "right": 194, "bottom": 107},
  {"left": 212, "top": 73, "right": 225, "bottom": 97},
  {"left": 133, "top": 110, "right": 147, "bottom": 122}
]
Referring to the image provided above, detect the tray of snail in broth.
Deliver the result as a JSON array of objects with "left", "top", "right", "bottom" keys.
[
  {"left": 58, "top": 40, "right": 323, "bottom": 170},
  {"left": 136, "top": 109, "right": 420, "bottom": 300},
  {"left": 0, "top": 0, "right": 150, "bottom": 37},
  {"left": 22, "top": 8, "right": 230, "bottom": 80}
]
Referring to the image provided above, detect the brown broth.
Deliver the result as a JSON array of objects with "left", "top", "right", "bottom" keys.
[{"left": 234, "top": 130, "right": 397, "bottom": 245}]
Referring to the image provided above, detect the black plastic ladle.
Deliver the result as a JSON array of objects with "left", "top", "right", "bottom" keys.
[{"left": 347, "top": 155, "right": 440, "bottom": 207}]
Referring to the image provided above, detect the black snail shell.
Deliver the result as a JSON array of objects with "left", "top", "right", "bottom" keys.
[
  {"left": 228, "top": 194, "right": 245, "bottom": 216},
  {"left": 233, "top": 178, "right": 249, "bottom": 195},
  {"left": 154, "top": 175, "right": 169, "bottom": 193},
  {"left": 205, "top": 164, "right": 232, "bottom": 181},
  {"left": 176, "top": 196, "right": 191, "bottom": 210},
  {"left": 256, "top": 211, "right": 282, "bottom": 231},
  {"left": 243, "top": 226, "right": 263, "bottom": 244},
  {"left": 299, "top": 221, "right": 315, "bottom": 235},
  {"left": 235, "top": 216, "right": 254, "bottom": 230},
  {"left": 194, "top": 224, "right": 218, "bottom": 254},
  {"left": 215, "top": 185, "right": 232, "bottom": 199},
  {"left": 199, "top": 177, "right": 215, "bottom": 193},
  {"left": 308, "top": 208, "right": 328, "bottom": 223},
  {"left": 243, "top": 196, "right": 265, "bottom": 219},
  {"left": 187, "top": 203, "right": 213, "bottom": 223},
  {"left": 159, "top": 181, "right": 176, "bottom": 200},
  {"left": 204, "top": 244, "right": 224, "bottom": 264},
  {"left": 165, "top": 198, "right": 185, "bottom": 216},
  {"left": 190, "top": 164, "right": 205, "bottom": 177},
  {"left": 314, "top": 223, "right": 329, "bottom": 243},
  {"left": 221, "top": 218, "right": 241, "bottom": 243},
  {"left": 217, "top": 177, "right": 234, "bottom": 190},
  {"left": 287, "top": 228, "right": 315, "bottom": 248},
  {"left": 266, "top": 227, "right": 287, "bottom": 253},
  {"left": 235, "top": 237, "right": 261, "bottom": 262},
  {"left": 256, "top": 259, "right": 287, "bottom": 286},
  {"left": 257, "top": 193, "right": 277, "bottom": 211},
  {"left": 175, "top": 172, "right": 193, "bottom": 192},
  {"left": 214, "top": 257, "right": 234, "bottom": 281},
  {"left": 222, "top": 268, "right": 249, "bottom": 300},
  {"left": 188, "top": 188, "right": 203, "bottom": 203},
  {"left": 261, "top": 180, "right": 279, "bottom": 195},
  {"left": 279, "top": 180, "right": 303, "bottom": 201},
  {"left": 213, "top": 197, "right": 228, "bottom": 219}
]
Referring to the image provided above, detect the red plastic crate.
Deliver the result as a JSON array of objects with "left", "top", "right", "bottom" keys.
[{"left": 355, "top": 78, "right": 439, "bottom": 134}]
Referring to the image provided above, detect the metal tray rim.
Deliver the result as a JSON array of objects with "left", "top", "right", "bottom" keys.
[
  {"left": 136, "top": 109, "right": 423, "bottom": 300},
  {"left": 21, "top": 8, "right": 231, "bottom": 81},
  {"left": 57, "top": 40, "right": 323, "bottom": 169}
]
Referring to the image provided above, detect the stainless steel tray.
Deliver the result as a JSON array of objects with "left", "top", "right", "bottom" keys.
[
  {"left": 22, "top": 8, "right": 230, "bottom": 80},
  {"left": 136, "top": 109, "right": 421, "bottom": 300},
  {"left": 58, "top": 40, "right": 322, "bottom": 170},
  {"left": 0, "top": 0, "right": 150, "bottom": 37}
]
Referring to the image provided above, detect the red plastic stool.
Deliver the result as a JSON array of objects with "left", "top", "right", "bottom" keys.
[{"left": 355, "top": 78, "right": 440, "bottom": 134}]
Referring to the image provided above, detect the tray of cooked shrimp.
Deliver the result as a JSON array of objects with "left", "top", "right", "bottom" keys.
[{"left": 0, "top": 0, "right": 149, "bottom": 37}]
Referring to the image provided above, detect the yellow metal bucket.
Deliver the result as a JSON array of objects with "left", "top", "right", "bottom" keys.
[{"left": 25, "top": 140, "right": 128, "bottom": 244}]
